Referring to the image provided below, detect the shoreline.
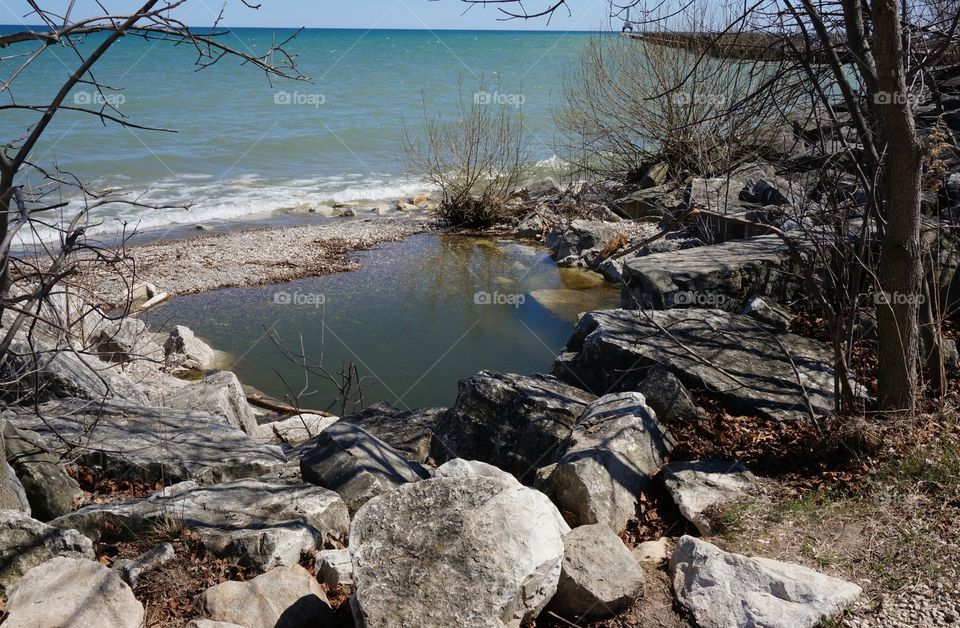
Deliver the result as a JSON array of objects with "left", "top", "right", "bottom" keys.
[{"left": 88, "top": 210, "right": 436, "bottom": 306}]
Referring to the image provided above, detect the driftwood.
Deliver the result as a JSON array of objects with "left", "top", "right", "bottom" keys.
[{"left": 245, "top": 391, "right": 336, "bottom": 418}]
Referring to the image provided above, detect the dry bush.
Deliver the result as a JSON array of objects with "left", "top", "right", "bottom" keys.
[
  {"left": 403, "top": 80, "right": 529, "bottom": 228},
  {"left": 555, "top": 18, "right": 803, "bottom": 183}
]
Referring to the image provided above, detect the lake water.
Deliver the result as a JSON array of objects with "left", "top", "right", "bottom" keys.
[
  {"left": 147, "top": 235, "right": 620, "bottom": 411},
  {"left": 3, "top": 27, "right": 597, "bottom": 238}
]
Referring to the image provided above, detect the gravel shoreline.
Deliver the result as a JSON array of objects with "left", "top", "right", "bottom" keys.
[{"left": 89, "top": 212, "right": 434, "bottom": 305}]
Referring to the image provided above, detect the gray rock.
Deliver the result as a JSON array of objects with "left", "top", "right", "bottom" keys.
[
  {"left": 538, "top": 393, "right": 673, "bottom": 533},
  {"left": 198, "top": 565, "right": 332, "bottom": 628},
  {"left": 315, "top": 548, "right": 354, "bottom": 589},
  {"left": 4, "top": 556, "right": 143, "bottom": 628},
  {"left": 663, "top": 461, "right": 758, "bottom": 535},
  {"left": 739, "top": 177, "right": 793, "bottom": 206},
  {"left": 6, "top": 398, "right": 285, "bottom": 484},
  {"left": 516, "top": 211, "right": 550, "bottom": 239},
  {"left": 0, "top": 510, "right": 94, "bottom": 596},
  {"left": 165, "top": 371, "right": 259, "bottom": 435},
  {"left": 112, "top": 542, "right": 175, "bottom": 589},
  {"left": 614, "top": 184, "right": 682, "bottom": 220},
  {"left": 432, "top": 371, "right": 596, "bottom": 482},
  {"left": 300, "top": 422, "right": 429, "bottom": 514},
  {"left": 636, "top": 365, "right": 704, "bottom": 422},
  {"left": 343, "top": 401, "right": 445, "bottom": 463},
  {"left": 547, "top": 220, "right": 624, "bottom": 268},
  {"left": 527, "top": 176, "right": 562, "bottom": 197},
  {"left": 257, "top": 413, "right": 338, "bottom": 445},
  {"left": 549, "top": 524, "right": 645, "bottom": 619},
  {"left": 4, "top": 460, "right": 30, "bottom": 515},
  {"left": 186, "top": 621, "right": 247, "bottom": 628},
  {"left": 3, "top": 421, "right": 84, "bottom": 520},
  {"left": 1, "top": 336, "right": 150, "bottom": 404},
  {"left": 54, "top": 479, "right": 348, "bottom": 573},
  {"left": 434, "top": 458, "right": 517, "bottom": 483},
  {"left": 551, "top": 309, "right": 835, "bottom": 422},
  {"left": 670, "top": 535, "right": 862, "bottom": 628},
  {"left": 742, "top": 295, "right": 793, "bottom": 331},
  {"left": 620, "top": 234, "right": 804, "bottom": 311},
  {"left": 350, "top": 475, "right": 569, "bottom": 628},
  {"left": 633, "top": 538, "right": 670, "bottom": 564},
  {"left": 88, "top": 315, "right": 162, "bottom": 364},
  {"left": 164, "top": 325, "right": 216, "bottom": 376}
]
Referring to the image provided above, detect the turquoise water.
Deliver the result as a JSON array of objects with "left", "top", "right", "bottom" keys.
[
  {"left": 3, "top": 27, "right": 595, "bottom": 236},
  {"left": 147, "top": 235, "right": 620, "bottom": 410}
]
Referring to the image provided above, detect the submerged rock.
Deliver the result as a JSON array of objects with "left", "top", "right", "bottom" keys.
[
  {"left": 4, "top": 556, "right": 143, "bottom": 628},
  {"left": 350, "top": 475, "right": 569, "bottom": 628},
  {"left": 552, "top": 309, "right": 835, "bottom": 422},
  {"left": 670, "top": 536, "right": 861, "bottom": 628},
  {"left": 432, "top": 371, "right": 596, "bottom": 482},
  {"left": 54, "top": 479, "right": 348, "bottom": 573}
]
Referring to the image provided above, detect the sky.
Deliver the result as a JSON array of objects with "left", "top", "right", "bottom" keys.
[{"left": 0, "top": 0, "right": 620, "bottom": 31}]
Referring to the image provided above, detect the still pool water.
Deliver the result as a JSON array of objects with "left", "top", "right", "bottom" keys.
[{"left": 148, "top": 235, "right": 620, "bottom": 412}]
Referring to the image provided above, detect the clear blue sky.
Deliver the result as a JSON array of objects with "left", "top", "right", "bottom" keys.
[{"left": 0, "top": 1, "right": 619, "bottom": 31}]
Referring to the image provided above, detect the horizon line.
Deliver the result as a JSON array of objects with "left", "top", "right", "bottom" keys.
[{"left": 0, "top": 24, "right": 611, "bottom": 33}]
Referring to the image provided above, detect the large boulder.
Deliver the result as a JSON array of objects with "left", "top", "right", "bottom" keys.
[
  {"left": 2, "top": 460, "right": 30, "bottom": 514},
  {"left": 3, "top": 421, "right": 84, "bottom": 520},
  {"left": 198, "top": 565, "right": 332, "bottom": 628},
  {"left": 54, "top": 479, "right": 348, "bottom": 573},
  {"left": 551, "top": 309, "right": 836, "bottom": 422},
  {"left": 257, "top": 413, "right": 338, "bottom": 445},
  {"left": 538, "top": 393, "right": 673, "bottom": 533},
  {"left": 164, "top": 324, "right": 216, "bottom": 377},
  {"left": 620, "top": 234, "right": 804, "bottom": 311},
  {"left": 88, "top": 314, "right": 163, "bottom": 364},
  {"left": 0, "top": 510, "right": 93, "bottom": 596},
  {"left": 350, "top": 475, "right": 569, "bottom": 627},
  {"left": 549, "top": 524, "right": 645, "bottom": 620},
  {"left": 1, "top": 336, "right": 150, "bottom": 403},
  {"left": 162, "top": 371, "right": 259, "bottom": 435},
  {"left": 3, "top": 556, "right": 144, "bottom": 628},
  {"left": 343, "top": 401, "right": 445, "bottom": 463},
  {"left": 300, "top": 422, "right": 429, "bottom": 514},
  {"left": 432, "top": 371, "right": 596, "bottom": 482},
  {"left": 670, "top": 536, "right": 862, "bottom": 628},
  {"left": 5, "top": 398, "right": 285, "bottom": 484},
  {"left": 636, "top": 365, "right": 704, "bottom": 422},
  {"left": 663, "top": 460, "right": 758, "bottom": 535},
  {"left": 547, "top": 220, "right": 625, "bottom": 268}
]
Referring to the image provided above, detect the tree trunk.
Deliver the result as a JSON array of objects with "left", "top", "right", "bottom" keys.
[{"left": 872, "top": 0, "right": 924, "bottom": 413}]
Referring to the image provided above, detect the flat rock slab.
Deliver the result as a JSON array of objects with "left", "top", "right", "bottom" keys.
[
  {"left": 552, "top": 309, "right": 835, "bottom": 422},
  {"left": 670, "top": 536, "right": 861, "bottom": 628},
  {"left": 5, "top": 398, "right": 285, "bottom": 484},
  {"left": 4, "top": 556, "right": 144, "bottom": 628},
  {"left": 663, "top": 460, "right": 758, "bottom": 535},
  {"left": 53, "top": 479, "right": 349, "bottom": 573},
  {"left": 621, "top": 234, "right": 803, "bottom": 311},
  {"left": 0, "top": 509, "right": 94, "bottom": 596},
  {"left": 350, "top": 475, "right": 569, "bottom": 628},
  {"left": 432, "top": 371, "right": 597, "bottom": 482},
  {"left": 198, "top": 565, "right": 332, "bottom": 628}
]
